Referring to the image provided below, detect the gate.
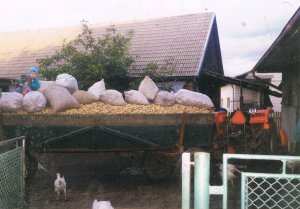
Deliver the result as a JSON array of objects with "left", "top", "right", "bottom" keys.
[
  {"left": 0, "top": 136, "right": 26, "bottom": 209},
  {"left": 182, "top": 152, "right": 300, "bottom": 209},
  {"left": 224, "top": 154, "right": 300, "bottom": 209}
]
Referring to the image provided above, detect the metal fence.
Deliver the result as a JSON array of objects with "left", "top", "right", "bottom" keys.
[
  {"left": 182, "top": 152, "right": 300, "bottom": 209},
  {"left": 241, "top": 172, "right": 300, "bottom": 209},
  {"left": 224, "top": 154, "right": 300, "bottom": 209},
  {"left": 0, "top": 136, "right": 26, "bottom": 209}
]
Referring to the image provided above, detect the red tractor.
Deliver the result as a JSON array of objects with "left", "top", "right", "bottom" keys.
[{"left": 213, "top": 107, "right": 281, "bottom": 155}]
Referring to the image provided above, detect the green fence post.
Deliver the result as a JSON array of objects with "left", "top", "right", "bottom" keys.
[
  {"left": 223, "top": 154, "right": 228, "bottom": 209},
  {"left": 194, "top": 152, "right": 210, "bottom": 209},
  {"left": 22, "top": 138, "right": 26, "bottom": 209},
  {"left": 182, "top": 152, "right": 191, "bottom": 209}
]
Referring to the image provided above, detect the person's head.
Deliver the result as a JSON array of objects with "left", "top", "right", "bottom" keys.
[
  {"left": 22, "top": 74, "right": 30, "bottom": 84},
  {"left": 20, "top": 74, "right": 27, "bottom": 82},
  {"left": 29, "top": 67, "right": 39, "bottom": 79}
]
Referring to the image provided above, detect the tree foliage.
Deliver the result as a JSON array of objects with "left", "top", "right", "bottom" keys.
[{"left": 37, "top": 21, "right": 134, "bottom": 91}]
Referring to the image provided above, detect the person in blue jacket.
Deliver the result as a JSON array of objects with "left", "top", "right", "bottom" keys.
[
  {"left": 16, "top": 67, "right": 40, "bottom": 95},
  {"left": 28, "top": 67, "right": 40, "bottom": 91}
]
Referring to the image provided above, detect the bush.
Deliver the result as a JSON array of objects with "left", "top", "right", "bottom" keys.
[{"left": 37, "top": 21, "right": 134, "bottom": 91}]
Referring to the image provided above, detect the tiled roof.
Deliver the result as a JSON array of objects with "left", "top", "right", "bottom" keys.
[{"left": 0, "top": 13, "right": 215, "bottom": 80}]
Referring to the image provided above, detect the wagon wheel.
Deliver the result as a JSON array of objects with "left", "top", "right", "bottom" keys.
[{"left": 144, "top": 151, "right": 174, "bottom": 180}]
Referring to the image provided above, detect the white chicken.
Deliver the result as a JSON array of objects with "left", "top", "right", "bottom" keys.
[
  {"left": 92, "top": 199, "right": 114, "bottom": 209},
  {"left": 218, "top": 163, "right": 241, "bottom": 190},
  {"left": 54, "top": 172, "right": 67, "bottom": 201},
  {"left": 286, "top": 160, "right": 300, "bottom": 174}
]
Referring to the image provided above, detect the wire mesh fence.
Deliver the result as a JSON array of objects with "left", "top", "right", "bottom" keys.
[
  {"left": 223, "top": 154, "right": 300, "bottom": 209},
  {"left": 0, "top": 136, "right": 25, "bottom": 209},
  {"left": 242, "top": 173, "right": 300, "bottom": 209}
]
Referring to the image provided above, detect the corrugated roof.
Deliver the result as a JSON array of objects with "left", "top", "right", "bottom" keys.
[{"left": 0, "top": 13, "right": 215, "bottom": 80}]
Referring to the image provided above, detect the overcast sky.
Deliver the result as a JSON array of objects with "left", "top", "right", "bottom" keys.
[{"left": 0, "top": 0, "right": 299, "bottom": 76}]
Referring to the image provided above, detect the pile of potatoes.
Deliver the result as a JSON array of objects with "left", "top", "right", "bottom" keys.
[{"left": 13, "top": 102, "right": 212, "bottom": 115}]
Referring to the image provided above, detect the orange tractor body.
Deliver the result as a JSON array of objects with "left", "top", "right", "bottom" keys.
[{"left": 214, "top": 107, "right": 279, "bottom": 155}]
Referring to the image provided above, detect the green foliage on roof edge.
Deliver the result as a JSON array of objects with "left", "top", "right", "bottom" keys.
[
  {"left": 37, "top": 20, "right": 133, "bottom": 91},
  {"left": 37, "top": 20, "right": 176, "bottom": 91}
]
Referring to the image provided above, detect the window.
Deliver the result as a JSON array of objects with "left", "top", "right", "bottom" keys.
[{"left": 227, "top": 97, "right": 230, "bottom": 108}]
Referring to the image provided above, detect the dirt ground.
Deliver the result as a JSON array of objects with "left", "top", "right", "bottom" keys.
[
  {"left": 25, "top": 150, "right": 285, "bottom": 209},
  {"left": 25, "top": 151, "right": 237, "bottom": 209},
  {"left": 26, "top": 152, "right": 185, "bottom": 209}
]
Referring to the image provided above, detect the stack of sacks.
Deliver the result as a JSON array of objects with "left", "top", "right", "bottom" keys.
[
  {"left": 126, "top": 76, "right": 214, "bottom": 108},
  {"left": 40, "top": 73, "right": 80, "bottom": 113},
  {"left": 124, "top": 76, "right": 163, "bottom": 105},
  {"left": 0, "top": 91, "right": 48, "bottom": 113},
  {"left": 0, "top": 73, "right": 214, "bottom": 114},
  {"left": 87, "top": 79, "right": 125, "bottom": 105}
]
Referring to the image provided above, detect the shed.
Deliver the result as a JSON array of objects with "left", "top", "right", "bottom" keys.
[
  {"left": 219, "top": 71, "right": 282, "bottom": 112},
  {"left": 252, "top": 6, "right": 300, "bottom": 148},
  {"left": 200, "top": 70, "right": 281, "bottom": 112},
  {"left": 0, "top": 13, "right": 224, "bottom": 106}
]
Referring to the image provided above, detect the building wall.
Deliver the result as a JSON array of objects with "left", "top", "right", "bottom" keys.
[
  {"left": 221, "top": 85, "right": 233, "bottom": 112},
  {"left": 201, "top": 19, "right": 223, "bottom": 75},
  {"left": 255, "top": 73, "right": 282, "bottom": 112},
  {"left": 221, "top": 73, "right": 282, "bottom": 112},
  {"left": 221, "top": 84, "right": 261, "bottom": 112}
]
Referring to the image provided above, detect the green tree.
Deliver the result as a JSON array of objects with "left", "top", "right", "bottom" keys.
[{"left": 37, "top": 21, "right": 134, "bottom": 91}]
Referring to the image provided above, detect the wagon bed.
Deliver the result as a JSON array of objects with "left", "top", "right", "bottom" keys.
[
  {"left": 0, "top": 112, "right": 217, "bottom": 152},
  {"left": 0, "top": 111, "right": 223, "bottom": 180}
]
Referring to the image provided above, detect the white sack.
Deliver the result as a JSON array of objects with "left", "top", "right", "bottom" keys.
[
  {"left": 100, "top": 90, "right": 125, "bottom": 106},
  {"left": 23, "top": 91, "right": 47, "bottom": 112},
  {"left": 138, "top": 76, "right": 159, "bottom": 101},
  {"left": 0, "top": 92, "right": 23, "bottom": 112},
  {"left": 175, "top": 89, "right": 214, "bottom": 108},
  {"left": 73, "top": 90, "right": 97, "bottom": 104},
  {"left": 124, "top": 90, "right": 149, "bottom": 105},
  {"left": 38, "top": 81, "right": 57, "bottom": 93},
  {"left": 153, "top": 91, "right": 175, "bottom": 106},
  {"left": 44, "top": 85, "right": 81, "bottom": 113},
  {"left": 87, "top": 79, "right": 106, "bottom": 100},
  {"left": 56, "top": 73, "right": 78, "bottom": 94}
]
